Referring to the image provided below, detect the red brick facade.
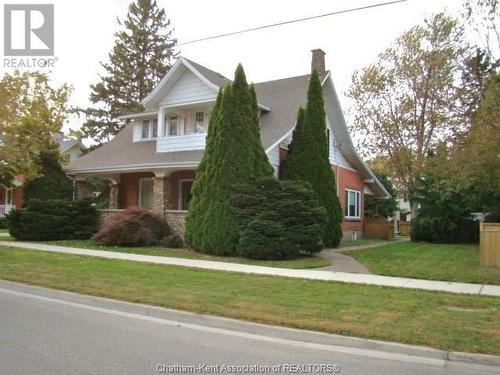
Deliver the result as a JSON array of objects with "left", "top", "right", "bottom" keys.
[
  {"left": 119, "top": 172, "right": 155, "bottom": 208},
  {"left": 168, "top": 170, "right": 195, "bottom": 210},
  {"left": 335, "top": 166, "right": 364, "bottom": 235}
]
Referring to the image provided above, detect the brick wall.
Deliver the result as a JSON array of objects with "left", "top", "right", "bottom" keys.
[
  {"left": 119, "top": 172, "right": 155, "bottom": 208},
  {"left": 335, "top": 165, "right": 365, "bottom": 239},
  {"left": 167, "top": 170, "right": 195, "bottom": 210}
]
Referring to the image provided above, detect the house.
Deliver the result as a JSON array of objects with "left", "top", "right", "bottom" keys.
[
  {"left": 0, "top": 134, "right": 85, "bottom": 217},
  {"left": 67, "top": 50, "right": 390, "bottom": 239}
]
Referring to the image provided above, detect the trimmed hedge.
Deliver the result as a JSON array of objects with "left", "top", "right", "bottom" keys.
[
  {"left": 93, "top": 208, "right": 171, "bottom": 246},
  {"left": 7, "top": 199, "right": 98, "bottom": 241},
  {"left": 231, "top": 177, "right": 327, "bottom": 260},
  {"left": 411, "top": 216, "right": 479, "bottom": 244}
]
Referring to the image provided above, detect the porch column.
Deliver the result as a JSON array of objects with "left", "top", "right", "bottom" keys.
[
  {"left": 108, "top": 183, "right": 119, "bottom": 209},
  {"left": 152, "top": 175, "right": 169, "bottom": 218}
]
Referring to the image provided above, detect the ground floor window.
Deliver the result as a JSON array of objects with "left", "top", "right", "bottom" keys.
[
  {"left": 345, "top": 189, "right": 361, "bottom": 219},
  {"left": 179, "top": 180, "right": 193, "bottom": 210},
  {"left": 139, "top": 178, "right": 154, "bottom": 210}
]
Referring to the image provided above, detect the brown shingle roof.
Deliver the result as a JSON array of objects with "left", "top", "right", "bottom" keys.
[{"left": 67, "top": 72, "right": 310, "bottom": 173}]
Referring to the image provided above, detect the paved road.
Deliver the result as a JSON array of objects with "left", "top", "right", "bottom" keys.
[{"left": 0, "top": 281, "right": 497, "bottom": 375}]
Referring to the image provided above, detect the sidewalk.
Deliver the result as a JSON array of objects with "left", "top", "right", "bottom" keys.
[{"left": 2, "top": 240, "right": 500, "bottom": 297}]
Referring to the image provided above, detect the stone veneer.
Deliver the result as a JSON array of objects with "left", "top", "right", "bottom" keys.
[
  {"left": 96, "top": 208, "right": 188, "bottom": 237},
  {"left": 165, "top": 210, "right": 188, "bottom": 237}
]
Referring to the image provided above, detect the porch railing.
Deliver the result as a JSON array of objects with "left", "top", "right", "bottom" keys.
[{"left": 0, "top": 204, "right": 15, "bottom": 217}]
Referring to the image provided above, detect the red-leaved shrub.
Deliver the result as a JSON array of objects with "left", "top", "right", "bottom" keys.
[{"left": 93, "top": 207, "right": 170, "bottom": 246}]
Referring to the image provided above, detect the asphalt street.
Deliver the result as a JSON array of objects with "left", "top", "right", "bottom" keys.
[{"left": 0, "top": 281, "right": 497, "bottom": 375}]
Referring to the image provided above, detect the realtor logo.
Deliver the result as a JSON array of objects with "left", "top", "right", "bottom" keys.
[{"left": 4, "top": 4, "right": 54, "bottom": 56}]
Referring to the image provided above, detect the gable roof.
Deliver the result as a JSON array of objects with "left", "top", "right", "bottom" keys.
[{"left": 68, "top": 57, "right": 389, "bottom": 198}]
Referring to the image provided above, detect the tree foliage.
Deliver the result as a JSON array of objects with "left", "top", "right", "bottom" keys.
[
  {"left": 184, "top": 65, "right": 274, "bottom": 255},
  {"left": 0, "top": 71, "right": 71, "bottom": 186},
  {"left": 463, "top": 0, "right": 500, "bottom": 57},
  {"left": 410, "top": 174, "right": 479, "bottom": 244},
  {"left": 348, "top": 13, "right": 465, "bottom": 205},
  {"left": 283, "top": 70, "right": 343, "bottom": 247},
  {"left": 81, "top": 0, "right": 176, "bottom": 143},
  {"left": 453, "top": 72, "right": 500, "bottom": 213},
  {"left": 231, "top": 177, "right": 327, "bottom": 260},
  {"left": 22, "top": 143, "right": 74, "bottom": 203}
]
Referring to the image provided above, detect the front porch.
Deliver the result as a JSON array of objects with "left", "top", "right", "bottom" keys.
[{"left": 74, "top": 169, "right": 195, "bottom": 235}]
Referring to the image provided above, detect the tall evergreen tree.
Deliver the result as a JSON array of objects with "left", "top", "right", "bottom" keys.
[
  {"left": 185, "top": 65, "right": 274, "bottom": 255},
  {"left": 82, "top": 0, "right": 176, "bottom": 143},
  {"left": 23, "top": 143, "right": 74, "bottom": 203},
  {"left": 283, "top": 70, "right": 343, "bottom": 247}
]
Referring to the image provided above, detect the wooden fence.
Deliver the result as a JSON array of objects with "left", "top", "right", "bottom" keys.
[
  {"left": 480, "top": 222, "right": 500, "bottom": 267},
  {"left": 364, "top": 218, "right": 394, "bottom": 241},
  {"left": 399, "top": 221, "right": 411, "bottom": 236}
]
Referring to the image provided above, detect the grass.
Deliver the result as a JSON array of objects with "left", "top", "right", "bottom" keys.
[
  {"left": 43, "top": 239, "right": 330, "bottom": 269},
  {"left": 347, "top": 241, "right": 500, "bottom": 285},
  {"left": 0, "top": 245, "right": 499, "bottom": 355}
]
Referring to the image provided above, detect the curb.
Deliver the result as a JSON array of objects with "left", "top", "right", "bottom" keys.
[{"left": 0, "top": 279, "right": 499, "bottom": 369}]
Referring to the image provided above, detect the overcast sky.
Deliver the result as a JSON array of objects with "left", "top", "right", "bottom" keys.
[{"left": 1, "top": 0, "right": 465, "bottom": 133}]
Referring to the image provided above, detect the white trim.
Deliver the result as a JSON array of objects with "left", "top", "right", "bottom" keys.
[
  {"left": 141, "top": 59, "right": 185, "bottom": 106},
  {"left": 138, "top": 178, "right": 154, "bottom": 209},
  {"left": 118, "top": 111, "right": 158, "bottom": 120},
  {"left": 345, "top": 189, "right": 361, "bottom": 219},
  {"left": 177, "top": 179, "right": 194, "bottom": 210},
  {"left": 265, "top": 127, "right": 295, "bottom": 153},
  {"left": 67, "top": 162, "right": 199, "bottom": 174}
]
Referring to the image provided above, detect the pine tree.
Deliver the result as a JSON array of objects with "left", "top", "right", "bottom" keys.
[
  {"left": 185, "top": 65, "right": 274, "bottom": 255},
  {"left": 23, "top": 143, "right": 74, "bottom": 203},
  {"left": 283, "top": 70, "right": 343, "bottom": 247},
  {"left": 81, "top": 0, "right": 176, "bottom": 143}
]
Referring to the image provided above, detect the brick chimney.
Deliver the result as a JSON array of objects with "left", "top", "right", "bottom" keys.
[{"left": 311, "top": 49, "right": 326, "bottom": 77}]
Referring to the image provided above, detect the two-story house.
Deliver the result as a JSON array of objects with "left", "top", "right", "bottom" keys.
[{"left": 67, "top": 50, "right": 390, "bottom": 239}]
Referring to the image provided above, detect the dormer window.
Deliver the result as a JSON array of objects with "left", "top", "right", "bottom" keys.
[
  {"left": 141, "top": 120, "right": 150, "bottom": 139},
  {"left": 169, "top": 116, "right": 179, "bottom": 136},
  {"left": 152, "top": 119, "right": 158, "bottom": 138},
  {"left": 195, "top": 112, "right": 204, "bottom": 133}
]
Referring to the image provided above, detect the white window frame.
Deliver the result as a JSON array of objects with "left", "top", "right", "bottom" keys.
[
  {"left": 194, "top": 111, "right": 205, "bottom": 134},
  {"left": 178, "top": 179, "right": 194, "bottom": 210},
  {"left": 138, "top": 178, "right": 154, "bottom": 209},
  {"left": 345, "top": 189, "right": 361, "bottom": 219},
  {"left": 168, "top": 115, "right": 179, "bottom": 136},
  {"left": 141, "top": 120, "right": 150, "bottom": 139},
  {"left": 152, "top": 118, "right": 158, "bottom": 138}
]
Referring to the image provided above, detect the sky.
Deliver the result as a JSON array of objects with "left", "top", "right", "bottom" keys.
[{"left": 1, "top": 0, "right": 465, "bottom": 134}]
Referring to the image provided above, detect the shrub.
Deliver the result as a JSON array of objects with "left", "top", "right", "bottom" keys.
[
  {"left": 7, "top": 199, "right": 98, "bottom": 240},
  {"left": 410, "top": 174, "right": 479, "bottom": 243},
  {"left": 231, "top": 178, "right": 326, "bottom": 260},
  {"left": 93, "top": 208, "right": 170, "bottom": 246},
  {"left": 160, "top": 234, "right": 184, "bottom": 248},
  {"left": 0, "top": 217, "right": 7, "bottom": 229}
]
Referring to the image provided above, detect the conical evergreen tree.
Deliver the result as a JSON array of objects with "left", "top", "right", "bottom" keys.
[
  {"left": 283, "top": 70, "right": 343, "bottom": 247},
  {"left": 82, "top": 0, "right": 177, "bottom": 143},
  {"left": 23, "top": 142, "right": 73, "bottom": 204},
  {"left": 185, "top": 65, "right": 274, "bottom": 255}
]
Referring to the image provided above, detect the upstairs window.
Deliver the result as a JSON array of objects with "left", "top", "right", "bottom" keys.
[
  {"left": 169, "top": 116, "right": 179, "bottom": 136},
  {"left": 194, "top": 112, "right": 204, "bottom": 134},
  {"left": 345, "top": 189, "right": 361, "bottom": 219},
  {"left": 152, "top": 119, "right": 158, "bottom": 138},
  {"left": 141, "top": 120, "right": 150, "bottom": 139}
]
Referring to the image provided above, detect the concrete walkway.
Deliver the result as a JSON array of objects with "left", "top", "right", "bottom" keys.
[
  {"left": 318, "top": 251, "right": 370, "bottom": 273},
  {"left": 2, "top": 241, "right": 500, "bottom": 297}
]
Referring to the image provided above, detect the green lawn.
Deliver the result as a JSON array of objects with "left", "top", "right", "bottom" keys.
[
  {"left": 45, "top": 239, "right": 330, "bottom": 269},
  {"left": 0, "top": 245, "right": 499, "bottom": 355},
  {"left": 347, "top": 241, "right": 500, "bottom": 285}
]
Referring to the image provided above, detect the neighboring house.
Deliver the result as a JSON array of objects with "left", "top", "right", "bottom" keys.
[
  {"left": 0, "top": 134, "right": 85, "bottom": 217},
  {"left": 67, "top": 50, "right": 390, "bottom": 239}
]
